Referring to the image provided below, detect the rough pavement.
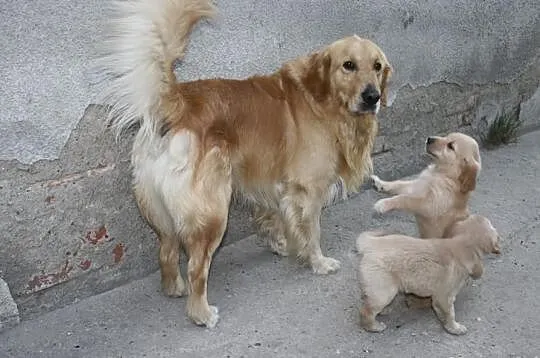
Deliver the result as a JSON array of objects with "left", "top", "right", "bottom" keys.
[{"left": 1, "top": 131, "right": 538, "bottom": 357}]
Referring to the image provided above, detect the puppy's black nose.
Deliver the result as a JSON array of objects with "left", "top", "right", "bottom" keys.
[
  {"left": 361, "top": 84, "right": 380, "bottom": 106},
  {"left": 426, "top": 137, "right": 436, "bottom": 145}
]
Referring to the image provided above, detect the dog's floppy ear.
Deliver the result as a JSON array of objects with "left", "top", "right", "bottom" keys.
[
  {"left": 380, "top": 64, "right": 393, "bottom": 107},
  {"left": 458, "top": 159, "right": 480, "bottom": 193},
  {"left": 301, "top": 50, "right": 332, "bottom": 103}
]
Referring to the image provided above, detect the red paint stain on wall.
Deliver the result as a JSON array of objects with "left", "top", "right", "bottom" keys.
[
  {"left": 27, "top": 260, "right": 73, "bottom": 292},
  {"left": 113, "top": 243, "right": 125, "bottom": 263},
  {"left": 85, "top": 226, "right": 109, "bottom": 245},
  {"left": 78, "top": 259, "right": 92, "bottom": 271}
]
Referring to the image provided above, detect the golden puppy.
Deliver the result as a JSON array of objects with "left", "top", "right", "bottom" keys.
[
  {"left": 356, "top": 214, "right": 501, "bottom": 335},
  {"left": 97, "top": 0, "right": 392, "bottom": 327},
  {"left": 371, "top": 133, "right": 481, "bottom": 238}
]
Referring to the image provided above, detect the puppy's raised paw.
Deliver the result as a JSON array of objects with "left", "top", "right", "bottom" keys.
[
  {"left": 371, "top": 175, "right": 386, "bottom": 192},
  {"left": 373, "top": 198, "right": 391, "bottom": 214}
]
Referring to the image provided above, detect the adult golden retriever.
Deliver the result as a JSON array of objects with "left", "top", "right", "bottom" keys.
[
  {"left": 371, "top": 133, "right": 481, "bottom": 238},
  {"left": 97, "top": 0, "right": 392, "bottom": 327}
]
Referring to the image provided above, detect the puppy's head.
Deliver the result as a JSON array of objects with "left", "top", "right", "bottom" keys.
[
  {"left": 302, "top": 35, "right": 392, "bottom": 115},
  {"left": 447, "top": 215, "right": 501, "bottom": 255},
  {"left": 425, "top": 132, "right": 481, "bottom": 193}
]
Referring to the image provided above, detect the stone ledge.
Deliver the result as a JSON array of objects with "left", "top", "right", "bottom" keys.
[{"left": 0, "top": 277, "right": 19, "bottom": 333}]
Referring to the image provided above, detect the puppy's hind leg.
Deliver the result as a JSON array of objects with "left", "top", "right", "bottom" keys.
[
  {"left": 359, "top": 271, "right": 397, "bottom": 332},
  {"left": 432, "top": 294, "right": 467, "bottom": 335}
]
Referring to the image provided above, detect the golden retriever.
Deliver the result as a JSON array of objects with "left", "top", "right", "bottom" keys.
[
  {"left": 356, "top": 214, "right": 501, "bottom": 335},
  {"left": 97, "top": 0, "right": 392, "bottom": 327},
  {"left": 371, "top": 133, "right": 481, "bottom": 238}
]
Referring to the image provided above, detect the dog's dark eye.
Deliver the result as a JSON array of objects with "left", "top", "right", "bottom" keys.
[
  {"left": 374, "top": 62, "right": 382, "bottom": 71},
  {"left": 343, "top": 61, "right": 356, "bottom": 71},
  {"left": 447, "top": 142, "right": 455, "bottom": 150}
]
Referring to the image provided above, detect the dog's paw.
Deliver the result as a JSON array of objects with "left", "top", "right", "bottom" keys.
[
  {"left": 162, "top": 276, "right": 187, "bottom": 297},
  {"left": 373, "top": 199, "right": 391, "bottom": 214},
  {"left": 268, "top": 236, "right": 289, "bottom": 257},
  {"left": 371, "top": 175, "right": 386, "bottom": 192},
  {"left": 191, "top": 305, "right": 220, "bottom": 329},
  {"left": 444, "top": 321, "right": 467, "bottom": 335},
  {"left": 363, "top": 320, "right": 387, "bottom": 333},
  {"left": 312, "top": 256, "right": 341, "bottom": 275}
]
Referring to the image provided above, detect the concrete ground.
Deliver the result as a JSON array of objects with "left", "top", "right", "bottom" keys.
[{"left": 0, "top": 131, "right": 538, "bottom": 357}]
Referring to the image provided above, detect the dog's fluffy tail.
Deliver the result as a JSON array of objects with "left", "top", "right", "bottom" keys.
[
  {"left": 96, "top": 0, "right": 215, "bottom": 136},
  {"left": 355, "top": 230, "right": 389, "bottom": 253}
]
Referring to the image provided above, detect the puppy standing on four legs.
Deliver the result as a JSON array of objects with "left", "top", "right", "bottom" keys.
[
  {"left": 372, "top": 133, "right": 481, "bottom": 238},
  {"left": 356, "top": 214, "right": 501, "bottom": 335},
  {"left": 96, "top": 0, "right": 392, "bottom": 328}
]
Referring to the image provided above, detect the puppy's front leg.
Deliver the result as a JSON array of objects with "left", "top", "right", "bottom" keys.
[
  {"left": 281, "top": 188, "right": 340, "bottom": 275},
  {"left": 371, "top": 175, "right": 415, "bottom": 195},
  {"left": 432, "top": 295, "right": 467, "bottom": 335},
  {"left": 373, "top": 194, "right": 425, "bottom": 215}
]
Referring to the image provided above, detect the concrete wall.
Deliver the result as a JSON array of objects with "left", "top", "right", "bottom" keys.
[{"left": 1, "top": 0, "right": 539, "bottom": 320}]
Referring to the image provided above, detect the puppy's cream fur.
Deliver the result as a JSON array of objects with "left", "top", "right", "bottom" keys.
[
  {"left": 372, "top": 133, "right": 481, "bottom": 238},
  {"left": 96, "top": 0, "right": 392, "bottom": 328},
  {"left": 356, "top": 215, "right": 501, "bottom": 335}
]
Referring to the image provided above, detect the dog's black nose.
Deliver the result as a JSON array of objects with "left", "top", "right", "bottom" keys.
[
  {"left": 361, "top": 85, "right": 380, "bottom": 106},
  {"left": 426, "top": 137, "right": 436, "bottom": 145}
]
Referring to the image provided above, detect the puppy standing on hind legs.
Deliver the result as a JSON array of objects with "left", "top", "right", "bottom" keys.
[
  {"left": 97, "top": 0, "right": 392, "bottom": 327},
  {"left": 372, "top": 132, "right": 481, "bottom": 239}
]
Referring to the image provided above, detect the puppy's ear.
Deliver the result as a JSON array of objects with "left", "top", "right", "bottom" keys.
[
  {"left": 458, "top": 160, "right": 480, "bottom": 193},
  {"left": 301, "top": 50, "right": 332, "bottom": 103},
  {"left": 380, "top": 65, "right": 393, "bottom": 107}
]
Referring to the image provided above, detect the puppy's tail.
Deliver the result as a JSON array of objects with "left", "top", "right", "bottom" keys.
[
  {"left": 96, "top": 0, "right": 215, "bottom": 137},
  {"left": 355, "top": 230, "right": 389, "bottom": 253}
]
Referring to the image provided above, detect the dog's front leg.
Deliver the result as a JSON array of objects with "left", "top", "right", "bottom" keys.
[{"left": 281, "top": 188, "right": 340, "bottom": 275}]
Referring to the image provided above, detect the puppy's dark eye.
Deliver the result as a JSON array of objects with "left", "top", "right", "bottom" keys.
[
  {"left": 447, "top": 142, "right": 454, "bottom": 150},
  {"left": 343, "top": 61, "right": 356, "bottom": 71},
  {"left": 374, "top": 62, "right": 382, "bottom": 71}
]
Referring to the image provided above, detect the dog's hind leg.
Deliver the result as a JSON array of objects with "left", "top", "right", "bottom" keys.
[
  {"left": 181, "top": 146, "right": 232, "bottom": 328},
  {"left": 156, "top": 130, "right": 233, "bottom": 328},
  {"left": 183, "top": 213, "right": 228, "bottom": 328},
  {"left": 134, "top": 168, "right": 187, "bottom": 298}
]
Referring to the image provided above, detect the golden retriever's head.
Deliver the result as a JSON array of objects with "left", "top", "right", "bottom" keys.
[
  {"left": 447, "top": 215, "right": 501, "bottom": 255},
  {"left": 301, "top": 35, "right": 392, "bottom": 115},
  {"left": 425, "top": 132, "right": 481, "bottom": 193}
]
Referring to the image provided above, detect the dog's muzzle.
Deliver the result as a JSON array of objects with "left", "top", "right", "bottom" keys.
[
  {"left": 425, "top": 137, "right": 437, "bottom": 157},
  {"left": 355, "top": 84, "right": 380, "bottom": 114}
]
